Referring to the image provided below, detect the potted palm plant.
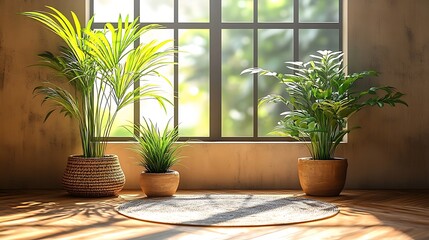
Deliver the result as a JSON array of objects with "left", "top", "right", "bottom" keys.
[
  {"left": 23, "top": 7, "right": 174, "bottom": 197},
  {"left": 129, "top": 118, "right": 185, "bottom": 197},
  {"left": 243, "top": 50, "right": 407, "bottom": 196}
]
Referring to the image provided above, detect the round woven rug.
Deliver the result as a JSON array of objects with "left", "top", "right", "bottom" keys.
[{"left": 116, "top": 194, "right": 339, "bottom": 226}]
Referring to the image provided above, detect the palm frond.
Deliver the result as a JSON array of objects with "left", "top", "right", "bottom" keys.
[{"left": 24, "top": 7, "right": 175, "bottom": 158}]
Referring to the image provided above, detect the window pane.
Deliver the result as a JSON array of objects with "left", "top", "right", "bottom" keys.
[
  {"left": 140, "top": 0, "right": 174, "bottom": 23},
  {"left": 94, "top": 0, "right": 134, "bottom": 22},
  {"left": 178, "top": 29, "right": 210, "bottom": 137},
  {"left": 222, "top": 29, "right": 253, "bottom": 137},
  {"left": 178, "top": 0, "right": 209, "bottom": 22},
  {"left": 299, "top": 29, "right": 339, "bottom": 62},
  {"left": 299, "top": 0, "right": 339, "bottom": 23},
  {"left": 258, "top": 29, "right": 293, "bottom": 136},
  {"left": 110, "top": 105, "right": 134, "bottom": 137},
  {"left": 222, "top": 0, "right": 253, "bottom": 22},
  {"left": 140, "top": 30, "right": 175, "bottom": 129},
  {"left": 258, "top": 0, "right": 293, "bottom": 23}
]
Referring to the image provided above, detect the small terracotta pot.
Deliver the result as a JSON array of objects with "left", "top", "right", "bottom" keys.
[
  {"left": 298, "top": 157, "right": 348, "bottom": 197},
  {"left": 139, "top": 170, "right": 180, "bottom": 197}
]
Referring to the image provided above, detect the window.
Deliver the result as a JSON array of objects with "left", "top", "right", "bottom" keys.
[{"left": 90, "top": 0, "right": 343, "bottom": 141}]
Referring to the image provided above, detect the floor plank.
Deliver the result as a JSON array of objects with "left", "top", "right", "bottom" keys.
[{"left": 0, "top": 190, "right": 428, "bottom": 240}]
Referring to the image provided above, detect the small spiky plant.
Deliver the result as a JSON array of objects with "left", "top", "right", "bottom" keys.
[{"left": 131, "top": 119, "right": 184, "bottom": 173}]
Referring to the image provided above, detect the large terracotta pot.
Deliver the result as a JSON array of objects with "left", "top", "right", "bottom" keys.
[
  {"left": 140, "top": 170, "right": 180, "bottom": 197},
  {"left": 298, "top": 157, "right": 348, "bottom": 197},
  {"left": 62, "top": 155, "right": 125, "bottom": 197}
]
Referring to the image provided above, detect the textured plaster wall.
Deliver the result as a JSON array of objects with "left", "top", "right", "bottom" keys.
[
  {"left": 345, "top": 0, "right": 429, "bottom": 188},
  {"left": 0, "top": 0, "right": 428, "bottom": 190},
  {"left": 0, "top": 0, "right": 82, "bottom": 189}
]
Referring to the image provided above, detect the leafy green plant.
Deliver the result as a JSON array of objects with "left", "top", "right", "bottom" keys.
[
  {"left": 129, "top": 118, "right": 185, "bottom": 173},
  {"left": 23, "top": 7, "right": 174, "bottom": 157},
  {"left": 243, "top": 50, "right": 407, "bottom": 160}
]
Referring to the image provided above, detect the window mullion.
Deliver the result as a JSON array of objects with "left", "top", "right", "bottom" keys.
[
  {"left": 339, "top": 0, "right": 344, "bottom": 52},
  {"left": 174, "top": 0, "right": 179, "bottom": 129},
  {"left": 253, "top": 0, "right": 258, "bottom": 139},
  {"left": 209, "top": 0, "right": 222, "bottom": 139},
  {"left": 294, "top": 0, "right": 299, "bottom": 61},
  {"left": 133, "top": 0, "right": 141, "bottom": 137}
]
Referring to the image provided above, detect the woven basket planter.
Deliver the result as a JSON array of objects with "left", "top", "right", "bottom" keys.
[{"left": 62, "top": 155, "right": 125, "bottom": 197}]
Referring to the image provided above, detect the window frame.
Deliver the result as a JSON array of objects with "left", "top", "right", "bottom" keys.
[{"left": 90, "top": 0, "right": 343, "bottom": 142}]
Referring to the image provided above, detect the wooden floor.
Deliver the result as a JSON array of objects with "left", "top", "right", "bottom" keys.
[{"left": 1, "top": 190, "right": 428, "bottom": 240}]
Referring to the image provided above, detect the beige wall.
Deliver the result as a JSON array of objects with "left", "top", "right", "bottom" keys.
[
  {"left": 346, "top": 0, "right": 429, "bottom": 188},
  {"left": 1, "top": 0, "right": 428, "bottom": 190},
  {"left": 0, "top": 0, "right": 83, "bottom": 189}
]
